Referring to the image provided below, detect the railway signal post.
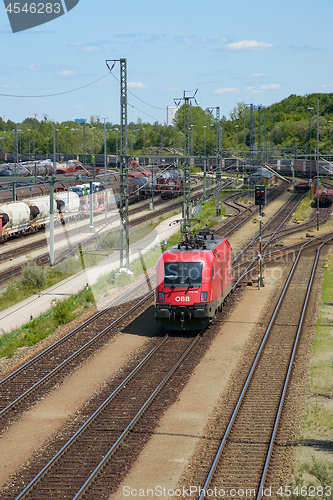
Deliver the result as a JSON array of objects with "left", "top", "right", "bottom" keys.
[{"left": 255, "top": 185, "right": 266, "bottom": 288}]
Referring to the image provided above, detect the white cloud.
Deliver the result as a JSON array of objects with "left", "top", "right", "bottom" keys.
[
  {"left": 226, "top": 40, "right": 274, "bottom": 51},
  {"left": 29, "top": 64, "right": 58, "bottom": 72},
  {"left": 165, "top": 87, "right": 180, "bottom": 91},
  {"left": 128, "top": 82, "right": 149, "bottom": 89},
  {"left": 1, "top": 84, "right": 10, "bottom": 88},
  {"left": 213, "top": 88, "right": 238, "bottom": 94},
  {"left": 260, "top": 83, "right": 280, "bottom": 90},
  {"left": 175, "top": 35, "right": 230, "bottom": 45},
  {"left": 175, "top": 35, "right": 207, "bottom": 45},
  {"left": 80, "top": 45, "right": 109, "bottom": 52},
  {"left": 252, "top": 73, "right": 267, "bottom": 77},
  {"left": 58, "top": 70, "right": 75, "bottom": 76},
  {"left": 68, "top": 41, "right": 83, "bottom": 46}
]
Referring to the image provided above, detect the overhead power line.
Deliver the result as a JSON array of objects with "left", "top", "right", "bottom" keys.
[
  {"left": 108, "top": 67, "right": 165, "bottom": 111},
  {"left": 128, "top": 102, "right": 163, "bottom": 124},
  {"left": 0, "top": 73, "right": 110, "bottom": 98}
]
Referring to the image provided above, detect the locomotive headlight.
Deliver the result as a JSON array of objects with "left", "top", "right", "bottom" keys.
[
  {"left": 158, "top": 292, "right": 165, "bottom": 301},
  {"left": 200, "top": 292, "right": 208, "bottom": 301}
]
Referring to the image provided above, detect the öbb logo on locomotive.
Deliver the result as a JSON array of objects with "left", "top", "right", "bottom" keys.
[{"left": 175, "top": 296, "right": 191, "bottom": 302}]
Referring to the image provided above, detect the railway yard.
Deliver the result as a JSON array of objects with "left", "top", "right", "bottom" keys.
[{"left": 0, "top": 179, "right": 332, "bottom": 500}]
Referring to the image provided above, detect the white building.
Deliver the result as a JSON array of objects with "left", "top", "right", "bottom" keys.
[{"left": 167, "top": 106, "right": 178, "bottom": 126}]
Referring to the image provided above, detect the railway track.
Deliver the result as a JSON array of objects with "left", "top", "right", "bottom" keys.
[
  {"left": 193, "top": 234, "right": 333, "bottom": 500},
  {"left": 0, "top": 278, "right": 156, "bottom": 433},
  {"left": 6, "top": 234, "right": 331, "bottom": 500},
  {"left": 216, "top": 184, "right": 288, "bottom": 239},
  {"left": 229, "top": 191, "right": 330, "bottom": 285},
  {"left": 0, "top": 186, "right": 324, "bottom": 435},
  {"left": 223, "top": 192, "right": 252, "bottom": 215},
  {"left": 4, "top": 332, "right": 203, "bottom": 500}
]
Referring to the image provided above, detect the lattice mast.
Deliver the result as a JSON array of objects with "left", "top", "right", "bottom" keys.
[
  {"left": 174, "top": 90, "right": 198, "bottom": 232},
  {"left": 106, "top": 58, "right": 129, "bottom": 269}
]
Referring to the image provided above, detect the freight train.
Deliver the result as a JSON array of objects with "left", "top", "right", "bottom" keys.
[
  {"left": 155, "top": 228, "right": 233, "bottom": 330},
  {"left": 270, "top": 159, "right": 333, "bottom": 178},
  {"left": 0, "top": 161, "right": 184, "bottom": 202},
  {"left": 0, "top": 159, "right": 86, "bottom": 177},
  {"left": 294, "top": 181, "right": 311, "bottom": 193},
  {"left": 0, "top": 163, "right": 186, "bottom": 242}
]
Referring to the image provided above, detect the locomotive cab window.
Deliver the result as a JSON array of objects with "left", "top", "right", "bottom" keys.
[
  {"left": 164, "top": 262, "right": 202, "bottom": 287},
  {"left": 210, "top": 264, "right": 215, "bottom": 282}
]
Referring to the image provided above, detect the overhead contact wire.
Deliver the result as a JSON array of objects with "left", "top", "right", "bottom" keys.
[{"left": 0, "top": 73, "right": 110, "bottom": 98}]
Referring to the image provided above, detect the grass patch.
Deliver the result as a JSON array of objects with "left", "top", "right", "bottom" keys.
[
  {"left": 0, "top": 288, "right": 95, "bottom": 358},
  {"left": 289, "top": 458, "right": 333, "bottom": 499},
  {"left": 302, "top": 403, "right": 333, "bottom": 436},
  {"left": 0, "top": 265, "right": 72, "bottom": 313},
  {"left": 292, "top": 191, "right": 313, "bottom": 222}
]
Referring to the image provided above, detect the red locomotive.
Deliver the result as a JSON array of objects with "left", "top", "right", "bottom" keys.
[
  {"left": 155, "top": 167, "right": 184, "bottom": 199},
  {"left": 155, "top": 227, "right": 233, "bottom": 330}
]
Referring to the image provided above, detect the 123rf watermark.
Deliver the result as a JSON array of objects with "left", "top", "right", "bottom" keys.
[
  {"left": 3, "top": 0, "right": 80, "bottom": 33},
  {"left": 123, "top": 485, "right": 333, "bottom": 498}
]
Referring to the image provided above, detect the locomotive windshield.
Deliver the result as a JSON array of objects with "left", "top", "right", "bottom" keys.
[{"left": 164, "top": 262, "right": 202, "bottom": 287}]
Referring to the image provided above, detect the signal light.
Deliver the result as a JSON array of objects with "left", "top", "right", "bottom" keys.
[{"left": 255, "top": 185, "right": 266, "bottom": 206}]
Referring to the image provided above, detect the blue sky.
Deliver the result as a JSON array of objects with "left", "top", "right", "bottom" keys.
[{"left": 0, "top": 0, "right": 332, "bottom": 125}]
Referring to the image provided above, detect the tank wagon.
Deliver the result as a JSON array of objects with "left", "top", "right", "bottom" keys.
[
  {"left": 0, "top": 192, "right": 81, "bottom": 242},
  {"left": 155, "top": 228, "right": 233, "bottom": 330},
  {"left": 0, "top": 202, "right": 31, "bottom": 241}
]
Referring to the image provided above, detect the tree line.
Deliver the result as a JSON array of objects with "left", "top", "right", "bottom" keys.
[{"left": 1, "top": 93, "right": 333, "bottom": 159}]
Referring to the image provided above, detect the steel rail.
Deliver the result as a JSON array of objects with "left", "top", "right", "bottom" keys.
[
  {"left": 221, "top": 186, "right": 288, "bottom": 238},
  {"left": 233, "top": 231, "right": 330, "bottom": 272},
  {"left": 233, "top": 227, "right": 333, "bottom": 289},
  {"left": 233, "top": 205, "right": 330, "bottom": 284},
  {"left": 231, "top": 193, "right": 303, "bottom": 267},
  {"left": 72, "top": 331, "right": 203, "bottom": 500},
  {"left": 262, "top": 206, "right": 330, "bottom": 247},
  {"left": 0, "top": 273, "right": 156, "bottom": 387},
  {"left": 13, "top": 333, "right": 171, "bottom": 500},
  {"left": 231, "top": 191, "right": 318, "bottom": 287},
  {"left": 0, "top": 290, "right": 154, "bottom": 418},
  {"left": 198, "top": 236, "right": 331, "bottom": 500},
  {"left": 256, "top": 235, "right": 333, "bottom": 499}
]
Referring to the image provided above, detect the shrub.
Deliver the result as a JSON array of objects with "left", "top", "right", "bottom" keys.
[
  {"left": 98, "top": 231, "right": 120, "bottom": 250},
  {"left": 20, "top": 263, "right": 47, "bottom": 290},
  {"left": 52, "top": 298, "right": 76, "bottom": 325}
]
